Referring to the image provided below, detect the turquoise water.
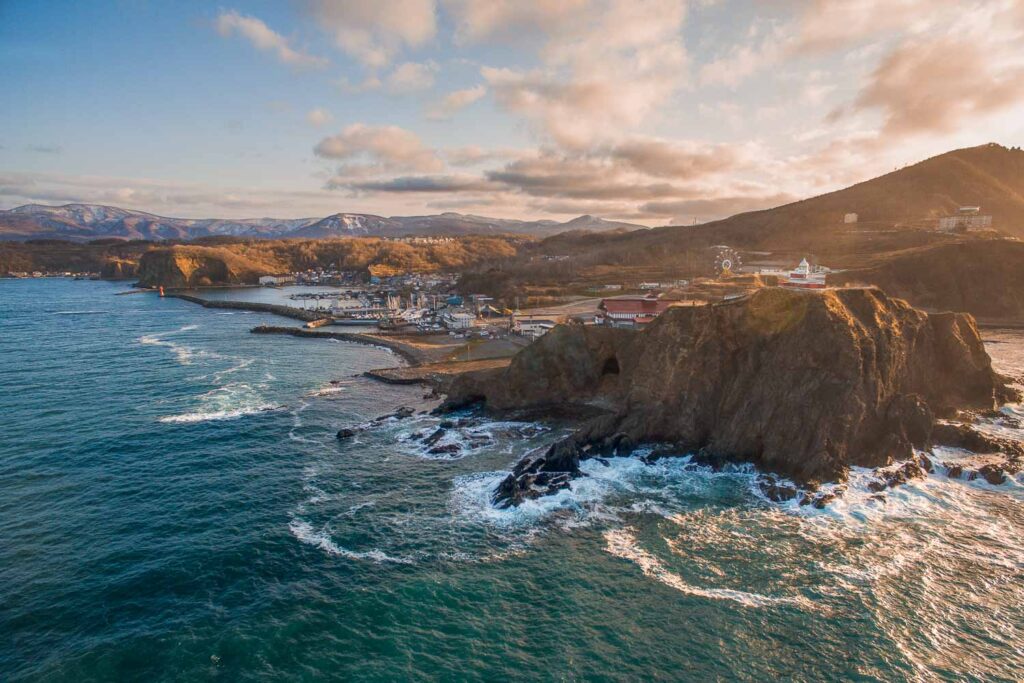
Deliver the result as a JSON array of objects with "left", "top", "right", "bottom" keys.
[{"left": 3, "top": 278, "right": 1024, "bottom": 681}]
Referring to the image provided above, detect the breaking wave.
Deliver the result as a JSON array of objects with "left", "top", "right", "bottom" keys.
[
  {"left": 159, "top": 382, "right": 280, "bottom": 424},
  {"left": 603, "top": 527, "right": 815, "bottom": 609},
  {"left": 288, "top": 518, "right": 414, "bottom": 564}
]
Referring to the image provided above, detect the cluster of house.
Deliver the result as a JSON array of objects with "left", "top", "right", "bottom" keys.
[
  {"left": 389, "top": 236, "right": 455, "bottom": 245},
  {"left": 3, "top": 270, "right": 83, "bottom": 279}
]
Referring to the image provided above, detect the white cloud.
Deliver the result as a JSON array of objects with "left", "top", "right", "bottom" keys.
[
  {"left": 303, "top": 0, "right": 437, "bottom": 67},
  {"left": 442, "top": 0, "right": 589, "bottom": 44},
  {"left": 0, "top": 171, "right": 344, "bottom": 218},
  {"left": 427, "top": 85, "right": 486, "bottom": 119},
  {"left": 214, "top": 10, "right": 327, "bottom": 68},
  {"left": 386, "top": 61, "right": 439, "bottom": 93},
  {"left": 314, "top": 124, "right": 444, "bottom": 173},
  {"left": 479, "top": 0, "right": 689, "bottom": 147},
  {"left": 845, "top": 16, "right": 1024, "bottom": 138},
  {"left": 306, "top": 108, "right": 333, "bottom": 127}
]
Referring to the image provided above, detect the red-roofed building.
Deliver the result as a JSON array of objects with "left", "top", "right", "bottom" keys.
[{"left": 598, "top": 293, "right": 677, "bottom": 328}]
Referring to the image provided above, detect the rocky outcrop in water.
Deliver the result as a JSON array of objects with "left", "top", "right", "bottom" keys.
[{"left": 442, "top": 288, "right": 1018, "bottom": 506}]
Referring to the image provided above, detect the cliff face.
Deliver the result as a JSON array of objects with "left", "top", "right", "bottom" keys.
[
  {"left": 136, "top": 246, "right": 279, "bottom": 288},
  {"left": 446, "top": 288, "right": 1014, "bottom": 487},
  {"left": 831, "top": 238, "right": 1024, "bottom": 321},
  {"left": 99, "top": 258, "right": 138, "bottom": 279}
]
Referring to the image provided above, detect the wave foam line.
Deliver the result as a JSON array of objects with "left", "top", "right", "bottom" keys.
[
  {"left": 159, "top": 403, "right": 279, "bottom": 424},
  {"left": 288, "top": 519, "right": 414, "bottom": 564},
  {"left": 604, "top": 527, "right": 815, "bottom": 610}
]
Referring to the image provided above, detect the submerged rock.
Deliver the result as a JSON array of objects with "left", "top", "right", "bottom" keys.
[
  {"left": 445, "top": 288, "right": 1017, "bottom": 506},
  {"left": 336, "top": 428, "right": 357, "bottom": 440}
]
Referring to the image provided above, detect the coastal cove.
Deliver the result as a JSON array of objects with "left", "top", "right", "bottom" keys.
[{"left": 3, "top": 278, "right": 1024, "bottom": 681}]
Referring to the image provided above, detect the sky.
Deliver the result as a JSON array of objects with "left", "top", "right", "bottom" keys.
[{"left": 1, "top": 0, "right": 1023, "bottom": 226}]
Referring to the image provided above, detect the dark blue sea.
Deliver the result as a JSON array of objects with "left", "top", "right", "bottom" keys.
[{"left": 3, "top": 278, "right": 1024, "bottom": 681}]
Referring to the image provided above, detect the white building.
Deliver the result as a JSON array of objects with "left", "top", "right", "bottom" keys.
[
  {"left": 938, "top": 206, "right": 993, "bottom": 232},
  {"left": 639, "top": 282, "right": 660, "bottom": 290},
  {"left": 258, "top": 274, "right": 295, "bottom": 286},
  {"left": 844, "top": 213, "right": 858, "bottom": 224},
  {"left": 443, "top": 310, "right": 475, "bottom": 330},
  {"left": 514, "top": 318, "right": 556, "bottom": 338}
]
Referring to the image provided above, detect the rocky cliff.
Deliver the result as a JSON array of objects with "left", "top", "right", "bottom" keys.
[
  {"left": 443, "top": 288, "right": 1017, "bottom": 503},
  {"left": 136, "top": 246, "right": 280, "bottom": 288},
  {"left": 830, "top": 238, "right": 1024, "bottom": 322}
]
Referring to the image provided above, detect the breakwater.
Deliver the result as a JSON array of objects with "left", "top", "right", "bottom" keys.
[
  {"left": 250, "top": 325, "right": 421, "bottom": 365},
  {"left": 166, "top": 292, "right": 325, "bottom": 322}
]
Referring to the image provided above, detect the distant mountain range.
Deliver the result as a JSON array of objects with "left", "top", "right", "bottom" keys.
[{"left": 0, "top": 203, "right": 647, "bottom": 242}]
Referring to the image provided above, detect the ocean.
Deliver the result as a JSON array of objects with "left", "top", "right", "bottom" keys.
[{"left": 2, "top": 278, "right": 1024, "bottom": 681}]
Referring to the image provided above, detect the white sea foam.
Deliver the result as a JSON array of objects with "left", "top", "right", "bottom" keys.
[
  {"left": 603, "top": 527, "right": 815, "bottom": 609},
  {"left": 138, "top": 325, "right": 218, "bottom": 366},
  {"left": 159, "top": 404, "right": 279, "bottom": 424},
  {"left": 159, "top": 382, "right": 280, "bottom": 424},
  {"left": 288, "top": 518, "right": 414, "bottom": 564}
]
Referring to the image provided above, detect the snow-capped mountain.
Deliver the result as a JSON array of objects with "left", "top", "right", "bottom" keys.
[{"left": 0, "top": 203, "right": 647, "bottom": 241}]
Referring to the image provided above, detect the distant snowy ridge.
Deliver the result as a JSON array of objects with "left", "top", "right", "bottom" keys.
[{"left": 0, "top": 203, "right": 648, "bottom": 241}]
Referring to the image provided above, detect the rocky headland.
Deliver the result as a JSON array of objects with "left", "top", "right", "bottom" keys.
[{"left": 439, "top": 287, "right": 1021, "bottom": 507}]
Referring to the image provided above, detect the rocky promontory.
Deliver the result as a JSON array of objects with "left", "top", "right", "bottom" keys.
[{"left": 441, "top": 287, "right": 1019, "bottom": 506}]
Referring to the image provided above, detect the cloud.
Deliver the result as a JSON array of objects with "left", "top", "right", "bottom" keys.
[
  {"left": 427, "top": 85, "right": 486, "bottom": 119},
  {"left": 343, "top": 174, "right": 498, "bottom": 193},
  {"left": 306, "top": 108, "right": 332, "bottom": 127},
  {"left": 791, "top": 0, "right": 956, "bottom": 54},
  {"left": 442, "top": 0, "right": 589, "bottom": 44},
  {"left": 317, "top": 131, "right": 778, "bottom": 224},
  {"left": 444, "top": 145, "right": 519, "bottom": 166},
  {"left": 0, "top": 171, "right": 345, "bottom": 218},
  {"left": 314, "top": 124, "right": 444, "bottom": 173},
  {"left": 699, "top": 32, "right": 782, "bottom": 88},
  {"left": 484, "top": 153, "right": 694, "bottom": 201},
  {"left": 848, "top": 35, "right": 1024, "bottom": 137},
  {"left": 640, "top": 193, "right": 797, "bottom": 224},
  {"left": 215, "top": 10, "right": 327, "bottom": 68},
  {"left": 386, "top": 61, "right": 439, "bottom": 93},
  {"left": 479, "top": 0, "right": 689, "bottom": 147},
  {"left": 25, "top": 144, "right": 63, "bottom": 154},
  {"left": 606, "top": 138, "right": 753, "bottom": 179},
  {"left": 303, "top": 0, "right": 437, "bottom": 67}
]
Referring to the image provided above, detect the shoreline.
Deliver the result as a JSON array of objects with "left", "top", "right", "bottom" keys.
[{"left": 156, "top": 288, "right": 519, "bottom": 391}]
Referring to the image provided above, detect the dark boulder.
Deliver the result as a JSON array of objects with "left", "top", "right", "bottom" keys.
[
  {"left": 756, "top": 475, "right": 800, "bottom": 502},
  {"left": 422, "top": 428, "right": 447, "bottom": 447}
]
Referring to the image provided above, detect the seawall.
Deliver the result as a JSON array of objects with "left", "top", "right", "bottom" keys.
[
  {"left": 249, "top": 325, "right": 421, "bottom": 366},
  {"left": 165, "top": 293, "right": 324, "bottom": 322}
]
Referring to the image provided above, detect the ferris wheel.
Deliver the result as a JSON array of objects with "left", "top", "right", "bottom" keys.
[{"left": 712, "top": 246, "right": 742, "bottom": 278}]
